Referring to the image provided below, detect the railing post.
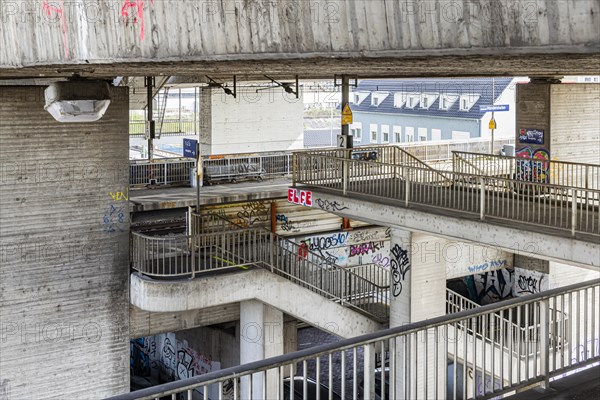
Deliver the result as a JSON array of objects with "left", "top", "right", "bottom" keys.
[
  {"left": 480, "top": 177, "right": 486, "bottom": 220},
  {"left": 343, "top": 158, "right": 348, "bottom": 196},
  {"left": 191, "top": 235, "right": 196, "bottom": 279},
  {"left": 405, "top": 174, "right": 410, "bottom": 207},
  {"left": 270, "top": 233, "right": 274, "bottom": 273},
  {"left": 292, "top": 154, "right": 297, "bottom": 187},
  {"left": 539, "top": 299, "right": 550, "bottom": 389},
  {"left": 571, "top": 190, "right": 577, "bottom": 236},
  {"left": 164, "top": 162, "right": 168, "bottom": 185},
  {"left": 363, "top": 343, "right": 376, "bottom": 400}
]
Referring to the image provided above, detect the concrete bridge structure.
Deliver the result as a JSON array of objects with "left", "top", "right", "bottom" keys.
[
  {"left": 1, "top": 0, "right": 599, "bottom": 398},
  {"left": 0, "top": 0, "right": 599, "bottom": 79}
]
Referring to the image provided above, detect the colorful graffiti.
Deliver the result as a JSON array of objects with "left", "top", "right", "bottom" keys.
[
  {"left": 130, "top": 333, "right": 220, "bottom": 396},
  {"left": 516, "top": 147, "right": 550, "bottom": 183}
]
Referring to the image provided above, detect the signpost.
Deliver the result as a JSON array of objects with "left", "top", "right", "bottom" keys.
[
  {"left": 342, "top": 104, "right": 353, "bottom": 125},
  {"left": 183, "top": 138, "right": 201, "bottom": 209}
]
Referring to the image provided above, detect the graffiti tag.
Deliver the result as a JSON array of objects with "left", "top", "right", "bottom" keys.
[{"left": 390, "top": 244, "right": 410, "bottom": 297}]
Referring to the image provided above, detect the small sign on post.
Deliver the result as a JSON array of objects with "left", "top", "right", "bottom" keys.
[
  {"left": 183, "top": 138, "right": 198, "bottom": 158},
  {"left": 342, "top": 104, "right": 353, "bottom": 125},
  {"left": 337, "top": 134, "right": 353, "bottom": 149},
  {"left": 489, "top": 118, "right": 497, "bottom": 130},
  {"left": 480, "top": 105, "right": 510, "bottom": 112}
]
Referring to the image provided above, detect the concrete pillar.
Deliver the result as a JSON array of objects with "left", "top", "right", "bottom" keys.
[
  {"left": 199, "top": 87, "right": 212, "bottom": 156},
  {"left": 515, "top": 82, "right": 600, "bottom": 165},
  {"left": 0, "top": 86, "right": 130, "bottom": 397},
  {"left": 389, "top": 230, "right": 446, "bottom": 399},
  {"left": 240, "top": 300, "right": 284, "bottom": 399}
]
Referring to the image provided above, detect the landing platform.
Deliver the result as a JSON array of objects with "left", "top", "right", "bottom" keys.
[{"left": 129, "top": 178, "right": 290, "bottom": 211}]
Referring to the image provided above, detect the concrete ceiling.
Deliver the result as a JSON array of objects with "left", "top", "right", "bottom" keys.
[{"left": 0, "top": 53, "right": 598, "bottom": 81}]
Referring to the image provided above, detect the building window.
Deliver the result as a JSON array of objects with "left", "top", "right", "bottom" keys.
[
  {"left": 393, "top": 93, "right": 405, "bottom": 108},
  {"left": 405, "top": 127, "right": 414, "bottom": 142},
  {"left": 441, "top": 97, "right": 447, "bottom": 109},
  {"left": 461, "top": 98, "right": 468, "bottom": 110},
  {"left": 431, "top": 129, "right": 442, "bottom": 141},
  {"left": 422, "top": 97, "right": 428, "bottom": 108},
  {"left": 381, "top": 125, "right": 390, "bottom": 143},
  {"left": 353, "top": 127, "right": 362, "bottom": 140},
  {"left": 408, "top": 97, "right": 416, "bottom": 108},
  {"left": 393, "top": 125, "right": 402, "bottom": 142},
  {"left": 418, "top": 127, "right": 427, "bottom": 142},
  {"left": 350, "top": 122, "right": 363, "bottom": 141},
  {"left": 370, "top": 124, "right": 378, "bottom": 142},
  {"left": 372, "top": 97, "right": 379, "bottom": 106},
  {"left": 354, "top": 94, "right": 360, "bottom": 104}
]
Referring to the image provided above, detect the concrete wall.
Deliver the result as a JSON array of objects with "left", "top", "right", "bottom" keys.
[
  {"left": 550, "top": 84, "right": 600, "bottom": 164},
  {"left": 516, "top": 82, "right": 600, "bottom": 170},
  {"left": 207, "top": 87, "right": 303, "bottom": 154},
  {"left": 0, "top": 86, "right": 130, "bottom": 398},
  {"left": 1, "top": 0, "right": 598, "bottom": 75}
]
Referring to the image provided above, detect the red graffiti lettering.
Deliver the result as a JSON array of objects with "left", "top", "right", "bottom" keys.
[
  {"left": 121, "top": 0, "right": 154, "bottom": 41},
  {"left": 42, "top": 0, "right": 69, "bottom": 58}
]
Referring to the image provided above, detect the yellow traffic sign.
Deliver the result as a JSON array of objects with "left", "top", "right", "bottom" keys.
[
  {"left": 342, "top": 104, "right": 353, "bottom": 125},
  {"left": 489, "top": 118, "right": 497, "bottom": 130}
]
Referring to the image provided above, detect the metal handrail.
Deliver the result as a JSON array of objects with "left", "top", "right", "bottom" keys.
[
  {"left": 107, "top": 278, "right": 600, "bottom": 400},
  {"left": 132, "top": 215, "right": 390, "bottom": 321},
  {"left": 453, "top": 151, "right": 600, "bottom": 191},
  {"left": 294, "top": 151, "right": 600, "bottom": 237}
]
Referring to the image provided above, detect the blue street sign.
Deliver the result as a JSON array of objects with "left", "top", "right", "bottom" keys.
[
  {"left": 183, "top": 138, "right": 198, "bottom": 158},
  {"left": 479, "top": 104, "right": 510, "bottom": 112}
]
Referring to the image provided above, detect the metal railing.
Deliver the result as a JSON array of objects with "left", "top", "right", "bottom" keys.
[
  {"left": 107, "top": 279, "right": 600, "bottom": 400},
  {"left": 203, "top": 153, "right": 292, "bottom": 184},
  {"left": 453, "top": 151, "right": 600, "bottom": 191},
  {"left": 401, "top": 137, "right": 514, "bottom": 162},
  {"left": 446, "top": 289, "right": 568, "bottom": 359},
  {"left": 132, "top": 214, "right": 389, "bottom": 321},
  {"left": 129, "top": 119, "right": 197, "bottom": 135},
  {"left": 293, "top": 148, "right": 600, "bottom": 237},
  {"left": 130, "top": 158, "right": 196, "bottom": 186}
]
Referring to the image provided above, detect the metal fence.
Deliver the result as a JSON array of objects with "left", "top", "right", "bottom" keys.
[
  {"left": 401, "top": 138, "right": 514, "bottom": 162},
  {"left": 129, "top": 119, "right": 197, "bottom": 136},
  {"left": 130, "top": 158, "right": 195, "bottom": 186},
  {"left": 293, "top": 147, "right": 600, "bottom": 237},
  {"left": 132, "top": 213, "right": 389, "bottom": 322},
  {"left": 453, "top": 151, "right": 600, "bottom": 191},
  {"left": 202, "top": 153, "right": 292, "bottom": 185},
  {"left": 107, "top": 279, "right": 600, "bottom": 400}
]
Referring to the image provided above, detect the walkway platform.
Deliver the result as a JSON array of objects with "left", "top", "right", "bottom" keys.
[{"left": 129, "top": 178, "right": 289, "bottom": 211}]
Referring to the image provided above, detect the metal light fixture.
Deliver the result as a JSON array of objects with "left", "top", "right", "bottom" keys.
[{"left": 44, "top": 79, "right": 111, "bottom": 122}]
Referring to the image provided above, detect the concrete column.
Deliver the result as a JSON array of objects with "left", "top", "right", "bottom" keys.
[
  {"left": 389, "top": 230, "right": 447, "bottom": 399},
  {"left": 199, "top": 87, "right": 212, "bottom": 156},
  {"left": 240, "top": 300, "right": 284, "bottom": 399}
]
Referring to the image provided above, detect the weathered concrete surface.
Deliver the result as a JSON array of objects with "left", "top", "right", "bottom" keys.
[
  {"left": 130, "top": 303, "right": 240, "bottom": 338},
  {"left": 130, "top": 269, "right": 383, "bottom": 338},
  {"left": 0, "top": 87, "right": 130, "bottom": 398},
  {"left": 305, "top": 190, "right": 600, "bottom": 269},
  {"left": 129, "top": 178, "right": 288, "bottom": 211},
  {"left": 0, "top": 0, "right": 598, "bottom": 78}
]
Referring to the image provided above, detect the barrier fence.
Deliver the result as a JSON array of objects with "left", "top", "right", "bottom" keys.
[
  {"left": 293, "top": 147, "right": 600, "bottom": 237},
  {"left": 108, "top": 279, "right": 600, "bottom": 400}
]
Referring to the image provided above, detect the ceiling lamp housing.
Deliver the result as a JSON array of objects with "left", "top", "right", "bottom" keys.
[{"left": 45, "top": 80, "right": 111, "bottom": 122}]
